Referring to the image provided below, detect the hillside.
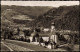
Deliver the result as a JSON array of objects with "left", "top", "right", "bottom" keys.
[
  {"left": 1, "top": 5, "right": 52, "bottom": 18},
  {"left": 1, "top": 5, "right": 52, "bottom": 28},
  {"left": 1, "top": 5, "right": 79, "bottom": 31},
  {"left": 35, "top": 5, "right": 79, "bottom": 31}
]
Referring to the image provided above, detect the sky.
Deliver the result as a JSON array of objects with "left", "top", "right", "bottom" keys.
[{"left": 1, "top": 1, "right": 79, "bottom": 7}]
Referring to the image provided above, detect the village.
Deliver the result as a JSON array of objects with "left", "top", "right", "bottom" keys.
[{"left": 1, "top": 22, "right": 79, "bottom": 51}]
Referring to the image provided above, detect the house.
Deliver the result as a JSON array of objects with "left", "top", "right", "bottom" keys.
[
  {"left": 42, "top": 37, "right": 49, "bottom": 42},
  {"left": 43, "top": 28, "right": 50, "bottom": 32}
]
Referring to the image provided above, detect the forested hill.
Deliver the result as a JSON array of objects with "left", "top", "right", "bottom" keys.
[{"left": 35, "top": 5, "right": 79, "bottom": 31}]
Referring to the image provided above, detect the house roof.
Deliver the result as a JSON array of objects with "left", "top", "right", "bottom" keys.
[{"left": 39, "top": 30, "right": 79, "bottom": 37}]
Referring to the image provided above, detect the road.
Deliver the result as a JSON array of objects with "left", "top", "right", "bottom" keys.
[
  {"left": 0, "top": 42, "right": 11, "bottom": 51},
  {"left": 1, "top": 39, "right": 66, "bottom": 51}
]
